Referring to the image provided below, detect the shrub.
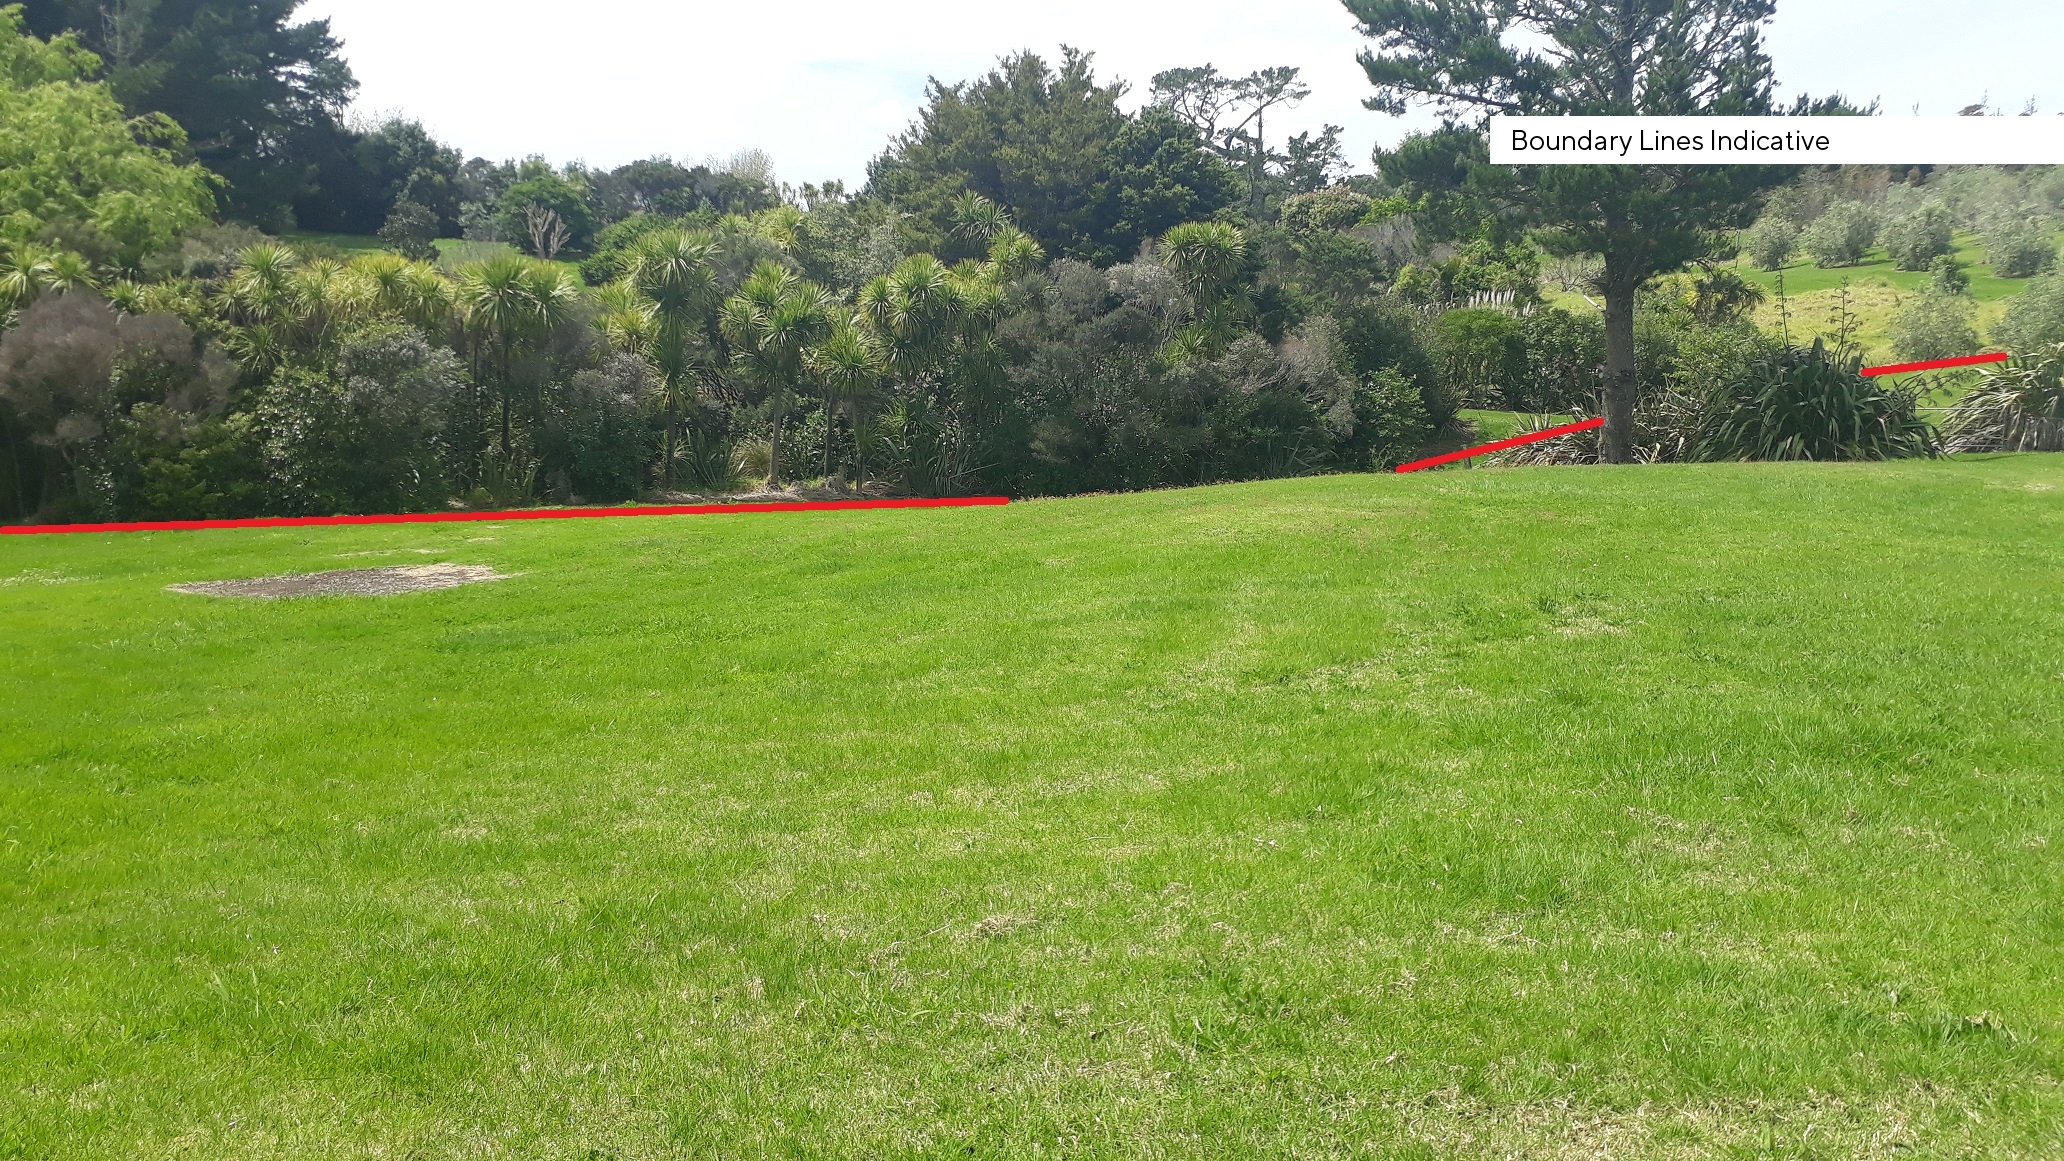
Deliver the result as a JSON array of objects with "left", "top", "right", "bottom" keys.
[
  {"left": 1889, "top": 291, "right": 1981, "bottom": 363},
  {"left": 1928, "top": 254, "right": 1970, "bottom": 296},
  {"left": 579, "top": 213, "right": 675, "bottom": 285},
  {"left": 141, "top": 223, "right": 273, "bottom": 283},
  {"left": 378, "top": 199, "right": 441, "bottom": 263},
  {"left": 0, "top": 294, "right": 232, "bottom": 520},
  {"left": 543, "top": 354, "right": 660, "bottom": 502},
  {"left": 1741, "top": 215, "right": 1799, "bottom": 271},
  {"left": 1353, "top": 367, "right": 1432, "bottom": 469},
  {"left": 254, "top": 325, "right": 467, "bottom": 515},
  {"left": 1881, "top": 202, "right": 1954, "bottom": 271},
  {"left": 1799, "top": 202, "right": 1878, "bottom": 268},
  {"left": 1994, "top": 271, "right": 2064, "bottom": 353},
  {"left": 496, "top": 173, "right": 596, "bottom": 257},
  {"left": 1516, "top": 307, "right": 1604, "bottom": 412},
  {"left": 1280, "top": 187, "right": 1371, "bottom": 237},
  {"left": 1429, "top": 307, "right": 1527, "bottom": 410},
  {"left": 1940, "top": 344, "right": 2064, "bottom": 453},
  {"left": 1690, "top": 339, "right": 1936, "bottom": 462},
  {"left": 1983, "top": 218, "right": 2057, "bottom": 279},
  {"left": 1337, "top": 294, "right": 1433, "bottom": 385}
]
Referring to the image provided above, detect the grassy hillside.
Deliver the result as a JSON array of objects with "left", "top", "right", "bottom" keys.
[
  {"left": 5, "top": 460, "right": 2064, "bottom": 1158},
  {"left": 1538, "top": 229, "right": 2061, "bottom": 364},
  {"left": 1734, "top": 229, "right": 2062, "bottom": 362}
]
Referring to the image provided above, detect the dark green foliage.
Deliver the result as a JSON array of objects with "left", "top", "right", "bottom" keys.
[
  {"left": 377, "top": 200, "right": 441, "bottom": 263},
  {"left": 1350, "top": 365, "right": 1430, "bottom": 468},
  {"left": 540, "top": 354, "right": 659, "bottom": 502},
  {"left": 1098, "top": 107, "right": 1242, "bottom": 262},
  {"left": 996, "top": 264, "right": 1417, "bottom": 493},
  {"left": 1375, "top": 126, "right": 1522, "bottom": 246},
  {"left": 1428, "top": 307, "right": 1526, "bottom": 409},
  {"left": 100, "top": 410, "right": 267, "bottom": 520},
  {"left": 253, "top": 325, "right": 466, "bottom": 515},
  {"left": 1690, "top": 339, "right": 1936, "bottom": 462},
  {"left": 1273, "top": 188, "right": 1403, "bottom": 310},
  {"left": 580, "top": 214, "right": 676, "bottom": 285},
  {"left": 1517, "top": 307, "right": 1605, "bottom": 412},
  {"left": 1335, "top": 295, "right": 1430, "bottom": 384},
  {"left": 20, "top": 0, "right": 358, "bottom": 228},
  {"left": 302, "top": 118, "right": 465, "bottom": 236},
  {"left": 498, "top": 173, "right": 596, "bottom": 256},
  {"left": 866, "top": 50, "right": 1237, "bottom": 265},
  {"left": 0, "top": 293, "right": 231, "bottom": 520},
  {"left": 581, "top": 158, "right": 780, "bottom": 226}
]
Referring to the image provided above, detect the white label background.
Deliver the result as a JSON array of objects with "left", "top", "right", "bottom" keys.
[{"left": 1488, "top": 117, "right": 2064, "bottom": 165}]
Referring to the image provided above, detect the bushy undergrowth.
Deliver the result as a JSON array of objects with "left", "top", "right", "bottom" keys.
[
  {"left": 1941, "top": 344, "right": 2064, "bottom": 453},
  {"left": 1497, "top": 334, "right": 1935, "bottom": 465},
  {"left": 1890, "top": 289, "right": 1981, "bottom": 363}
]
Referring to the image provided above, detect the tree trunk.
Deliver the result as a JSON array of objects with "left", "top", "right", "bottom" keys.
[
  {"left": 1600, "top": 284, "right": 1638, "bottom": 464},
  {"left": 822, "top": 392, "right": 836, "bottom": 481},
  {"left": 661, "top": 396, "right": 677, "bottom": 491},
  {"left": 849, "top": 404, "right": 867, "bottom": 492},
  {"left": 1, "top": 411, "right": 26, "bottom": 521},
  {"left": 498, "top": 338, "right": 514, "bottom": 457},
  {"left": 766, "top": 413, "right": 783, "bottom": 490}
]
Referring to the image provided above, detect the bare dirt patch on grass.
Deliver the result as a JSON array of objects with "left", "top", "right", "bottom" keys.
[{"left": 168, "top": 563, "right": 507, "bottom": 599}]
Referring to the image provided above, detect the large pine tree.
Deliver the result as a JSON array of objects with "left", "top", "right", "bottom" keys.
[
  {"left": 1345, "top": 0, "right": 1849, "bottom": 461},
  {"left": 19, "top": 0, "right": 357, "bottom": 228}
]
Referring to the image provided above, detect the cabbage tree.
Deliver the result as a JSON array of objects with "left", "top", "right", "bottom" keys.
[{"left": 719, "top": 264, "right": 831, "bottom": 488}]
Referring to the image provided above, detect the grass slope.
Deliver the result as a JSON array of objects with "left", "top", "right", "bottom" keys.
[
  {"left": 1736, "top": 230, "right": 2063, "bottom": 362},
  {"left": 1541, "top": 229, "right": 2060, "bottom": 362},
  {"left": 4, "top": 460, "right": 2064, "bottom": 1159}
]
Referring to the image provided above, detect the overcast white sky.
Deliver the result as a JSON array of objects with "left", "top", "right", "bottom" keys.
[{"left": 300, "top": 0, "right": 2064, "bottom": 186}]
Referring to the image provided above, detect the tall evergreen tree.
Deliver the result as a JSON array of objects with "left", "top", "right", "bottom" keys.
[
  {"left": 1345, "top": 0, "right": 1850, "bottom": 461},
  {"left": 19, "top": 0, "right": 357, "bottom": 228},
  {"left": 867, "top": 50, "right": 1236, "bottom": 266}
]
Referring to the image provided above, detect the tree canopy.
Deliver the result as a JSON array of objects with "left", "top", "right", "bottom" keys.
[
  {"left": 866, "top": 49, "right": 1237, "bottom": 266},
  {"left": 17, "top": 0, "right": 356, "bottom": 227},
  {"left": 1346, "top": 0, "right": 1810, "bottom": 460},
  {"left": 0, "top": 5, "right": 215, "bottom": 265}
]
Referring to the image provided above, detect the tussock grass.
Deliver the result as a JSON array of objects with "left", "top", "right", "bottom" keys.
[{"left": 4, "top": 459, "right": 2064, "bottom": 1158}]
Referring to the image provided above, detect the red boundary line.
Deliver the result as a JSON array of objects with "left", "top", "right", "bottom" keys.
[
  {"left": 1861, "top": 352, "right": 2008, "bottom": 377},
  {"left": 2, "top": 497, "right": 1009, "bottom": 537},
  {"left": 1396, "top": 417, "right": 1605, "bottom": 474}
]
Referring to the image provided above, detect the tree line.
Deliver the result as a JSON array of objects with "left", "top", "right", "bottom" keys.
[{"left": 5, "top": 0, "right": 2064, "bottom": 523}]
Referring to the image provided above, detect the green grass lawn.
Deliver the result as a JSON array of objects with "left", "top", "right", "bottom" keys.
[
  {"left": 1457, "top": 408, "right": 1531, "bottom": 442},
  {"left": 5, "top": 460, "right": 2064, "bottom": 1159}
]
